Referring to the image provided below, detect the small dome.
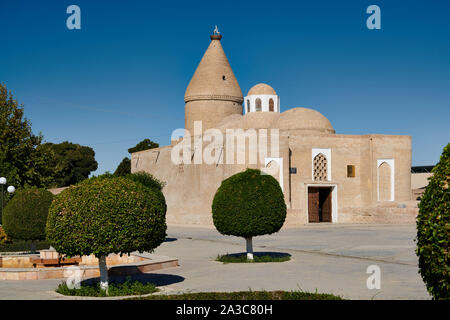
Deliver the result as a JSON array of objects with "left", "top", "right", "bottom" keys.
[
  {"left": 247, "top": 83, "right": 276, "bottom": 96},
  {"left": 277, "top": 107, "right": 335, "bottom": 134}
]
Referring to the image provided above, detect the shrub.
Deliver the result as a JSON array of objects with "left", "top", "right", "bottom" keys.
[
  {"left": 46, "top": 176, "right": 167, "bottom": 294},
  {"left": 212, "top": 168, "right": 286, "bottom": 260},
  {"left": 0, "top": 226, "right": 12, "bottom": 245},
  {"left": 125, "top": 171, "right": 165, "bottom": 191},
  {"left": 114, "top": 157, "right": 131, "bottom": 176},
  {"left": 2, "top": 188, "right": 53, "bottom": 242},
  {"left": 56, "top": 277, "right": 158, "bottom": 297},
  {"left": 416, "top": 143, "right": 450, "bottom": 300},
  {"left": 0, "top": 239, "right": 50, "bottom": 253},
  {"left": 128, "top": 139, "right": 159, "bottom": 154}
]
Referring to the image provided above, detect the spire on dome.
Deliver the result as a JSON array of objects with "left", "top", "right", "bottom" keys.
[
  {"left": 184, "top": 30, "right": 243, "bottom": 104},
  {"left": 211, "top": 25, "right": 222, "bottom": 40}
]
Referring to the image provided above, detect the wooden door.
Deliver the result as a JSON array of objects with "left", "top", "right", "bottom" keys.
[
  {"left": 321, "top": 188, "right": 332, "bottom": 222},
  {"left": 308, "top": 187, "right": 320, "bottom": 222}
]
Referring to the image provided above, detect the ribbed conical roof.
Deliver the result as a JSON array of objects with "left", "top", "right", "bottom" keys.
[{"left": 184, "top": 35, "right": 243, "bottom": 104}]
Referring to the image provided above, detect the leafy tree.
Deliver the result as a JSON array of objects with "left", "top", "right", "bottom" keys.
[
  {"left": 46, "top": 176, "right": 167, "bottom": 294},
  {"left": 39, "top": 141, "right": 98, "bottom": 187},
  {"left": 416, "top": 143, "right": 450, "bottom": 300},
  {"left": 212, "top": 169, "right": 287, "bottom": 260},
  {"left": 128, "top": 139, "right": 159, "bottom": 154},
  {"left": 0, "top": 83, "right": 54, "bottom": 190},
  {"left": 125, "top": 171, "right": 165, "bottom": 192},
  {"left": 2, "top": 188, "right": 53, "bottom": 253},
  {"left": 114, "top": 157, "right": 131, "bottom": 176}
]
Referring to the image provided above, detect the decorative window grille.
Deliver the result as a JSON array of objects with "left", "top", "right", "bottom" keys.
[{"left": 313, "top": 153, "right": 328, "bottom": 181}]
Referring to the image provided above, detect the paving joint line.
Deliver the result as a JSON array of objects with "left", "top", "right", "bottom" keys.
[{"left": 170, "top": 236, "right": 417, "bottom": 267}]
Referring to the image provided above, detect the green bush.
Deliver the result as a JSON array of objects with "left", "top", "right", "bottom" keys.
[
  {"left": 46, "top": 176, "right": 167, "bottom": 257},
  {"left": 416, "top": 143, "right": 450, "bottom": 300},
  {"left": 213, "top": 169, "right": 286, "bottom": 237},
  {"left": 0, "top": 239, "right": 50, "bottom": 253},
  {"left": 0, "top": 226, "right": 12, "bottom": 245},
  {"left": 128, "top": 139, "right": 159, "bottom": 154},
  {"left": 114, "top": 157, "right": 131, "bottom": 176},
  {"left": 56, "top": 277, "right": 158, "bottom": 297},
  {"left": 212, "top": 169, "right": 286, "bottom": 259},
  {"left": 46, "top": 176, "right": 167, "bottom": 293},
  {"left": 125, "top": 171, "right": 165, "bottom": 191},
  {"left": 2, "top": 188, "right": 53, "bottom": 241}
]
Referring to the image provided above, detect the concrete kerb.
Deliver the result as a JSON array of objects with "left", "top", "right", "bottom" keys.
[{"left": 48, "top": 285, "right": 179, "bottom": 300}]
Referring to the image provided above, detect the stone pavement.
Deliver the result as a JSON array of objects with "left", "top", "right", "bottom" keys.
[{"left": 0, "top": 224, "right": 430, "bottom": 300}]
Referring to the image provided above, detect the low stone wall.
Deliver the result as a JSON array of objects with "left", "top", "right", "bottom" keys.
[
  {"left": 80, "top": 254, "right": 145, "bottom": 266},
  {"left": 339, "top": 204, "right": 419, "bottom": 224},
  {"left": 0, "top": 253, "right": 178, "bottom": 281},
  {"left": 0, "top": 255, "right": 38, "bottom": 268}
]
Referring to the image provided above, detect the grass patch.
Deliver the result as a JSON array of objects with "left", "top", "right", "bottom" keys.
[
  {"left": 216, "top": 252, "right": 291, "bottom": 263},
  {"left": 56, "top": 277, "right": 158, "bottom": 297},
  {"left": 131, "top": 290, "right": 342, "bottom": 300}
]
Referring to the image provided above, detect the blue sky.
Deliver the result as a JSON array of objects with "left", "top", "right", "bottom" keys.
[{"left": 1, "top": 0, "right": 449, "bottom": 175}]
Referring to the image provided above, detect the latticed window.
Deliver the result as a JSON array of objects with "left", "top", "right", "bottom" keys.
[{"left": 313, "top": 153, "right": 328, "bottom": 181}]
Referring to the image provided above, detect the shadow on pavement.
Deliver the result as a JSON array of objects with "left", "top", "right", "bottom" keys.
[
  {"left": 80, "top": 273, "right": 185, "bottom": 286},
  {"left": 226, "top": 252, "right": 291, "bottom": 259}
]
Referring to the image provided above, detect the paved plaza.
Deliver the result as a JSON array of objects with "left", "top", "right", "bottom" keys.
[{"left": 0, "top": 224, "right": 430, "bottom": 300}]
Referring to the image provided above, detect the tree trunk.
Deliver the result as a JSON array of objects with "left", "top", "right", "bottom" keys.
[
  {"left": 98, "top": 255, "right": 109, "bottom": 294},
  {"left": 246, "top": 237, "right": 254, "bottom": 260}
]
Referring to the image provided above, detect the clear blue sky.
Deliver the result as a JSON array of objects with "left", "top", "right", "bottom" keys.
[{"left": 1, "top": 0, "right": 449, "bottom": 175}]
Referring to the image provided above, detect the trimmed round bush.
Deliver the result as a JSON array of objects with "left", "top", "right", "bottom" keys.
[
  {"left": 46, "top": 176, "right": 167, "bottom": 257},
  {"left": 212, "top": 168, "right": 286, "bottom": 259},
  {"left": 125, "top": 171, "right": 165, "bottom": 192},
  {"left": 46, "top": 176, "right": 167, "bottom": 293},
  {"left": 416, "top": 143, "right": 450, "bottom": 300},
  {"left": 2, "top": 188, "right": 53, "bottom": 241}
]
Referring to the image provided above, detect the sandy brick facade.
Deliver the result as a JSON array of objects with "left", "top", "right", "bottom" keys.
[{"left": 131, "top": 33, "right": 417, "bottom": 227}]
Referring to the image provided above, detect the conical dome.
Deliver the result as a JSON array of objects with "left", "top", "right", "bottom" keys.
[{"left": 184, "top": 35, "right": 243, "bottom": 104}]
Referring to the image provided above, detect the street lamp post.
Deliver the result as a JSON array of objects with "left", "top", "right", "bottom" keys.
[{"left": 0, "top": 177, "right": 15, "bottom": 222}]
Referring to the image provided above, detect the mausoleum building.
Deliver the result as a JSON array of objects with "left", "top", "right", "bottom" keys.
[{"left": 131, "top": 32, "right": 417, "bottom": 226}]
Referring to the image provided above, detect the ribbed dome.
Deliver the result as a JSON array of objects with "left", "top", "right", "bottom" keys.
[
  {"left": 277, "top": 107, "right": 335, "bottom": 134},
  {"left": 248, "top": 83, "right": 276, "bottom": 96},
  {"left": 184, "top": 37, "right": 243, "bottom": 104}
]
